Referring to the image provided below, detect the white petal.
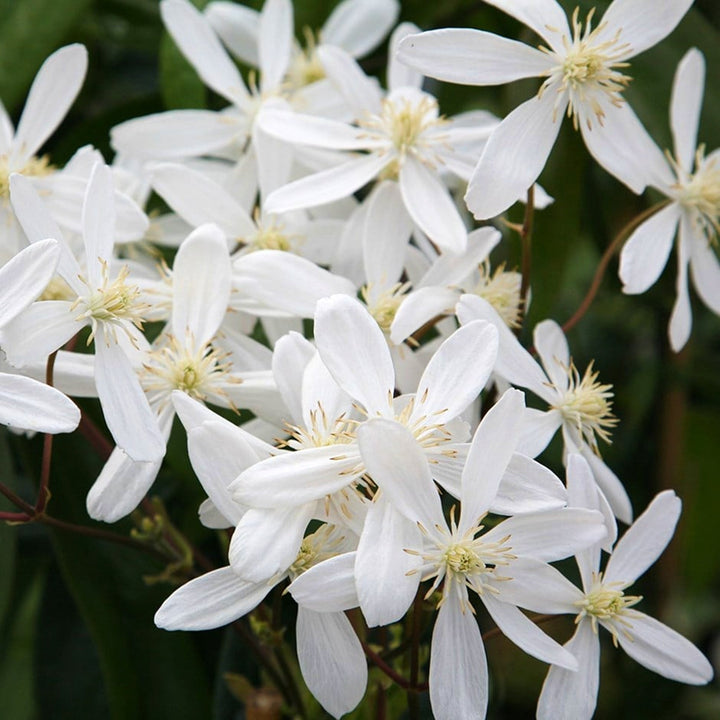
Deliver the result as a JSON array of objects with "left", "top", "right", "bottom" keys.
[
  {"left": 150, "top": 162, "right": 256, "bottom": 237},
  {"left": 465, "top": 90, "right": 562, "bottom": 220},
  {"left": 689, "top": 221, "right": 720, "bottom": 314},
  {"left": 111, "top": 110, "right": 241, "bottom": 159},
  {"left": 0, "top": 239, "right": 60, "bottom": 328},
  {"left": 616, "top": 611, "right": 713, "bottom": 685},
  {"left": 598, "top": 0, "right": 693, "bottom": 59},
  {"left": 264, "top": 153, "right": 389, "bottom": 213},
  {"left": 172, "top": 224, "right": 231, "bottom": 344},
  {"left": 300, "top": 353, "right": 351, "bottom": 431},
  {"left": 205, "top": 1, "right": 259, "bottom": 66},
  {"left": 578, "top": 445, "right": 634, "bottom": 525},
  {"left": 161, "top": 0, "right": 249, "bottom": 106},
  {"left": 0, "top": 99, "right": 13, "bottom": 154},
  {"left": 390, "top": 286, "right": 458, "bottom": 344},
  {"left": 272, "top": 332, "right": 316, "bottom": 424},
  {"left": 580, "top": 101, "right": 673, "bottom": 194},
  {"left": 399, "top": 155, "right": 467, "bottom": 254},
  {"left": 493, "top": 453, "right": 567, "bottom": 515},
  {"left": 429, "top": 600, "right": 488, "bottom": 720},
  {"left": 388, "top": 22, "right": 423, "bottom": 91},
  {"left": 155, "top": 567, "right": 271, "bottom": 630},
  {"left": 229, "top": 505, "right": 315, "bottom": 582},
  {"left": 11, "top": 44, "right": 87, "bottom": 164},
  {"left": 258, "top": 0, "right": 292, "bottom": 93},
  {"left": 669, "top": 214, "right": 693, "bottom": 351},
  {"left": 362, "top": 181, "right": 413, "bottom": 290},
  {"left": 533, "top": 319, "right": 569, "bottom": 391},
  {"left": 322, "top": 0, "right": 399, "bottom": 58},
  {"left": 317, "top": 45, "right": 383, "bottom": 116},
  {"left": 231, "top": 444, "right": 362, "bottom": 508},
  {"left": 296, "top": 608, "right": 367, "bottom": 719},
  {"left": 234, "top": 250, "right": 356, "bottom": 318},
  {"left": 94, "top": 333, "right": 165, "bottom": 462},
  {"left": 482, "top": 0, "right": 571, "bottom": 50},
  {"left": 619, "top": 203, "right": 680, "bottom": 294},
  {"left": 357, "top": 418, "right": 445, "bottom": 531},
  {"left": 413, "top": 320, "right": 498, "bottom": 424},
  {"left": 671, "top": 48, "right": 705, "bottom": 172},
  {"left": 517, "top": 408, "right": 563, "bottom": 458},
  {"left": 82, "top": 163, "right": 116, "bottom": 285},
  {"left": 537, "top": 621, "right": 600, "bottom": 720},
  {"left": 459, "top": 388, "right": 525, "bottom": 531},
  {"left": 86, "top": 447, "right": 163, "bottom": 523},
  {"left": 288, "top": 553, "right": 359, "bottom": 613},
  {"left": 355, "top": 495, "right": 421, "bottom": 626},
  {"left": 483, "top": 593, "right": 578, "bottom": 669},
  {"left": 396, "top": 29, "right": 553, "bottom": 86},
  {"left": 484, "top": 508, "right": 606, "bottom": 562},
  {"left": 315, "top": 294, "right": 394, "bottom": 415},
  {"left": 0, "top": 373, "right": 79, "bottom": 433},
  {"left": 604, "top": 490, "right": 680, "bottom": 585}
]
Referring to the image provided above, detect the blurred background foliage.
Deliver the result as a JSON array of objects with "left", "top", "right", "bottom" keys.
[{"left": 0, "top": 0, "right": 718, "bottom": 718}]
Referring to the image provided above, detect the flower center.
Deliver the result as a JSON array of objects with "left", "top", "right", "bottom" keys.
[
  {"left": 0, "top": 154, "right": 54, "bottom": 199},
  {"left": 286, "top": 28, "right": 326, "bottom": 88},
  {"left": 73, "top": 263, "right": 147, "bottom": 343},
  {"left": 551, "top": 359, "right": 617, "bottom": 450},
  {"left": 242, "top": 213, "right": 296, "bottom": 252},
  {"left": 361, "top": 282, "right": 410, "bottom": 334},
  {"left": 142, "top": 335, "right": 233, "bottom": 404},
  {"left": 575, "top": 576, "right": 642, "bottom": 644},
  {"left": 283, "top": 401, "right": 356, "bottom": 450},
  {"left": 540, "top": 7, "right": 632, "bottom": 129},
  {"left": 472, "top": 262, "right": 523, "bottom": 329},
  {"left": 674, "top": 145, "right": 720, "bottom": 242}
]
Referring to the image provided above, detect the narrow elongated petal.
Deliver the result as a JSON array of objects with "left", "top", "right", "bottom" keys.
[
  {"left": 0, "top": 373, "right": 80, "bottom": 433},
  {"left": 356, "top": 418, "right": 446, "bottom": 531},
  {"left": 259, "top": 0, "right": 292, "bottom": 93},
  {"left": 229, "top": 505, "right": 315, "bottom": 582},
  {"left": 272, "top": 332, "right": 316, "bottom": 424},
  {"left": 578, "top": 445, "right": 633, "bottom": 524},
  {"left": 620, "top": 203, "right": 680, "bottom": 294},
  {"left": 0, "top": 99, "right": 13, "bottom": 154},
  {"left": 322, "top": 0, "right": 399, "bottom": 58},
  {"left": 493, "top": 453, "right": 567, "bottom": 515},
  {"left": 288, "top": 553, "right": 359, "bottom": 612},
  {"left": 397, "top": 29, "right": 553, "bottom": 86},
  {"left": 671, "top": 49, "right": 705, "bottom": 172},
  {"left": 482, "top": 0, "right": 571, "bottom": 50},
  {"left": 399, "top": 155, "right": 467, "bottom": 254},
  {"left": 11, "top": 44, "right": 87, "bottom": 164},
  {"left": 161, "top": 0, "right": 249, "bottom": 106},
  {"left": 390, "top": 286, "right": 458, "bottom": 344},
  {"left": 413, "top": 320, "right": 498, "bottom": 425},
  {"left": 315, "top": 295, "right": 394, "bottom": 415},
  {"left": 616, "top": 611, "right": 713, "bottom": 684},
  {"left": 483, "top": 593, "right": 578, "bottom": 670},
  {"left": 150, "top": 162, "right": 256, "bottom": 237},
  {"left": 533, "top": 319, "right": 569, "bottom": 391},
  {"left": 231, "top": 444, "right": 362, "bottom": 508},
  {"left": 598, "top": 0, "right": 693, "bottom": 60},
  {"left": 388, "top": 23, "right": 423, "bottom": 91},
  {"left": 484, "top": 508, "right": 606, "bottom": 562},
  {"left": 205, "top": 1, "right": 259, "bottom": 66},
  {"left": 296, "top": 608, "right": 367, "bottom": 719},
  {"left": 94, "top": 332, "right": 165, "bottom": 462},
  {"left": 690, "top": 223, "right": 720, "bottom": 313},
  {"left": 355, "top": 495, "right": 421, "bottom": 626},
  {"left": 537, "top": 621, "right": 600, "bottom": 720},
  {"left": 0, "top": 239, "right": 60, "bottom": 328},
  {"left": 459, "top": 388, "right": 524, "bottom": 532},
  {"left": 83, "top": 163, "right": 116, "bottom": 286},
  {"left": 155, "top": 567, "right": 271, "bottom": 630},
  {"left": 465, "top": 89, "right": 563, "bottom": 220},
  {"left": 111, "top": 110, "right": 241, "bottom": 159},
  {"left": 669, "top": 215, "right": 693, "bottom": 351},
  {"left": 172, "top": 224, "right": 231, "bottom": 344},
  {"left": 580, "top": 101, "right": 674, "bottom": 194},
  {"left": 317, "top": 45, "right": 383, "bottom": 116},
  {"left": 300, "top": 353, "right": 351, "bottom": 432},
  {"left": 604, "top": 490, "right": 680, "bottom": 586},
  {"left": 429, "top": 599, "right": 488, "bottom": 720},
  {"left": 517, "top": 408, "right": 563, "bottom": 458},
  {"left": 265, "top": 153, "right": 389, "bottom": 213},
  {"left": 234, "top": 251, "right": 356, "bottom": 318}
]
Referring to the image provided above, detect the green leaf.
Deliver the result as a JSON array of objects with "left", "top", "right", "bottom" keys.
[{"left": 0, "top": 0, "right": 93, "bottom": 112}]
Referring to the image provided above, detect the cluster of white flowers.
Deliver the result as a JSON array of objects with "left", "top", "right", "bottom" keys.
[{"left": 0, "top": 0, "right": 716, "bottom": 718}]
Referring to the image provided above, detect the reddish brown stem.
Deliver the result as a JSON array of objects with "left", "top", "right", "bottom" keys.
[
  {"left": 361, "top": 639, "right": 428, "bottom": 692},
  {"left": 35, "top": 351, "right": 58, "bottom": 514}
]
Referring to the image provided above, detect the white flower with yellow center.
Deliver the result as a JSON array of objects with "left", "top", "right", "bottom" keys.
[
  {"left": 457, "top": 295, "right": 631, "bottom": 523},
  {"left": 505, "top": 458, "right": 713, "bottom": 720},
  {"left": 1, "top": 163, "right": 162, "bottom": 463},
  {"left": 619, "top": 48, "right": 720, "bottom": 351},
  {"left": 397, "top": 0, "right": 693, "bottom": 219}
]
